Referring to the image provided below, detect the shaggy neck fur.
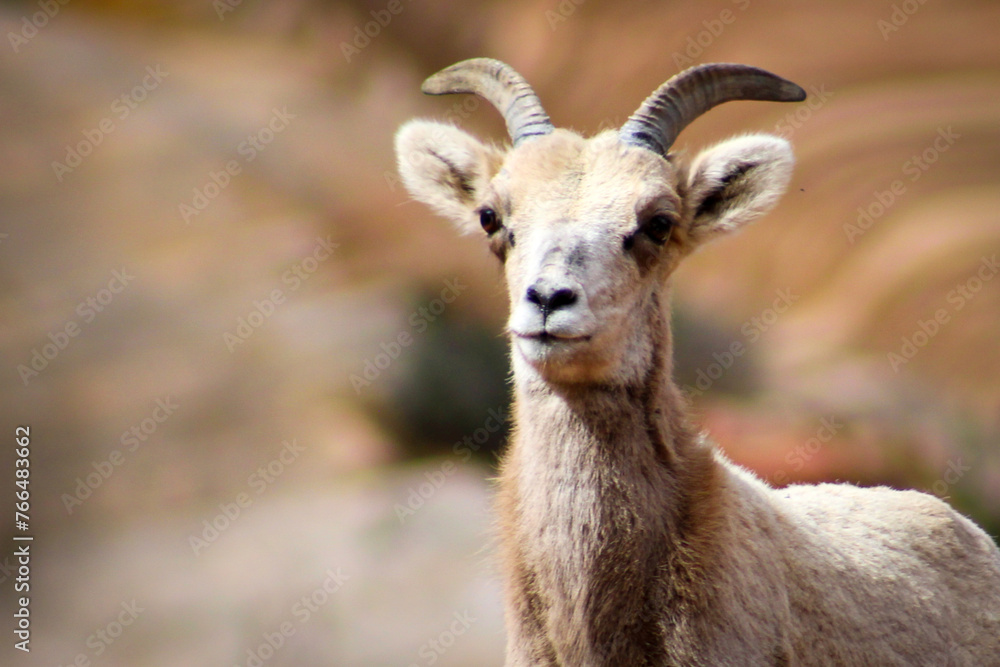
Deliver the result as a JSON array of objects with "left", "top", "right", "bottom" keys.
[{"left": 498, "top": 286, "right": 726, "bottom": 665}]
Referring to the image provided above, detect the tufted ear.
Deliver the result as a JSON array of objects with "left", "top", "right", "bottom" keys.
[
  {"left": 685, "top": 134, "right": 794, "bottom": 245},
  {"left": 395, "top": 119, "right": 505, "bottom": 234}
]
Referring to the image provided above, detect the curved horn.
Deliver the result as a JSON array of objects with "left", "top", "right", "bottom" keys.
[
  {"left": 421, "top": 58, "right": 554, "bottom": 146},
  {"left": 619, "top": 63, "right": 806, "bottom": 156}
]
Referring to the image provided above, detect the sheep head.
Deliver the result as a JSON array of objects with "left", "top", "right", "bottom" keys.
[{"left": 396, "top": 58, "right": 805, "bottom": 385}]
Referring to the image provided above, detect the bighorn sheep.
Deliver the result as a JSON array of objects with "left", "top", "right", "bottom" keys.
[{"left": 395, "top": 58, "right": 1000, "bottom": 666}]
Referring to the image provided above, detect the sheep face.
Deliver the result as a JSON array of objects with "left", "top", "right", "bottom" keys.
[{"left": 397, "top": 119, "right": 794, "bottom": 385}]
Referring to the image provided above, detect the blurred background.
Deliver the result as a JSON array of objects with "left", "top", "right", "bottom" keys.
[{"left": 1, "top": 0, "right": 998, "bottom": 664}]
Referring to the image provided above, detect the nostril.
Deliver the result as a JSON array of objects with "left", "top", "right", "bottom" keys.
[{"left": 549, "top": 288, "right": 577, "bottom": 311}]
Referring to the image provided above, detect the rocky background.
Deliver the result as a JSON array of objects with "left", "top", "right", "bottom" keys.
[{"left": 1, "top": 0, "right": 998, "bottom": 665}]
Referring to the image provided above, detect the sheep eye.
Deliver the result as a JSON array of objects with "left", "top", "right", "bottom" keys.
[
  {"left": 479, "top": 207, "right": 501, "bottom": 235},
  {"left": 643, "top": 214, "right": 675, "bottom": 245}
]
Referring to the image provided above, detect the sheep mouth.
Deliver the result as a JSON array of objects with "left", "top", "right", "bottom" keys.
[{"left": 512, "top": 330, "right": 592, "bottom": 344}]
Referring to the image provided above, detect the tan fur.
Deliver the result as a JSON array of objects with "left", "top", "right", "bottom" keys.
[{"left": 395, "top": 96, "right": 1000, "bottom": 665}]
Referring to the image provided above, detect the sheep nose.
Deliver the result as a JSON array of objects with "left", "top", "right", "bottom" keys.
[{"left": 526, "top": 280, "right": 578, "bottom": 317}]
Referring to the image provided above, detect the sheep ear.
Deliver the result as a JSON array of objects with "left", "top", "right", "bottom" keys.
[
  {"left": 685, "top": 134, "right": 794, "bottom": 244},
  {"left": 395, "top": 120, "right": 504, "bottom": 234}
]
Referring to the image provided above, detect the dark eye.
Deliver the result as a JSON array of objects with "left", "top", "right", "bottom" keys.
[
  {"left": 479, "top": 207, "right": 501, "bottom": 235},
  {"left": 643, "top": 214, "right": 675, "bottom": 245}
]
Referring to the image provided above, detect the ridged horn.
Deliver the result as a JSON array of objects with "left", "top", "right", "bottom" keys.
[
  {"left": 421, "top": 58, "right": 554, "bottom": 146},
  {"left": 619, "top": 63, "right": 806, "bottom": 156}
]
